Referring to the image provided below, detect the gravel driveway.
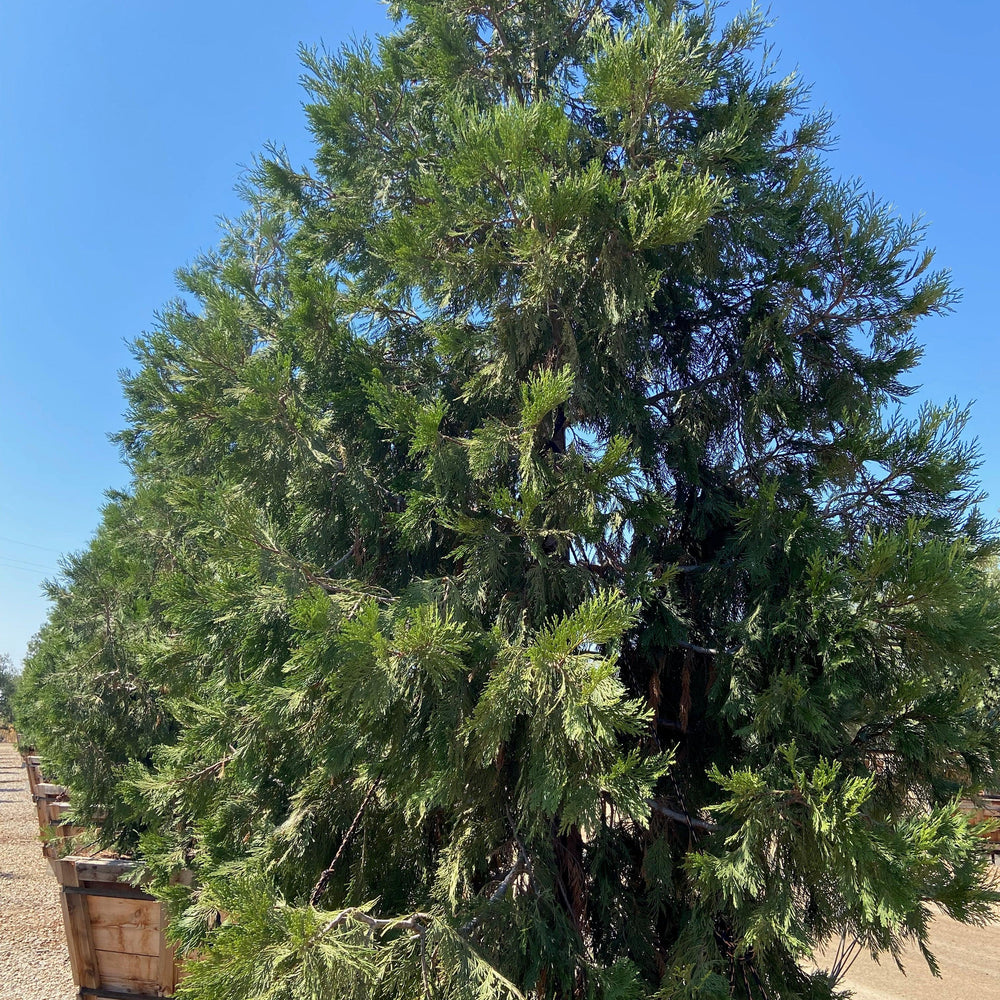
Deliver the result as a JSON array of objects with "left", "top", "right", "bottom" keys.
[{"left": 0, "top": 741, "right": 75, "bottom": 1000}]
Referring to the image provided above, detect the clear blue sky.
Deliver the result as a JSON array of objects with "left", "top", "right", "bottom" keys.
[{"left": 1, "top": 2, "right": 997, "bottom": 666}]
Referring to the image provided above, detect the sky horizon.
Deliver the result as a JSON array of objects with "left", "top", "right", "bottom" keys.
[{"left": 2, "top": 1, "right": 997, "bottom": 667}]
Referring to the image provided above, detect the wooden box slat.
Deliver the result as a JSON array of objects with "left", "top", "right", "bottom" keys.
[
  {"left": 59, "top": 859, "right": 101, "bottom": 990},
  {"left": 35, "top": 781, "right": 68, "bottom": 797},
  {"left": 159, "top": 930, "right": 179, "bottom": 994},
  {"left": 26, "top": 763, "right": 42, "bottom": 796},
  {"left": 46, "top": 800, "right": 73, "bottom": 824},
  {"left": 95, "top": 949, "right": 161, "bottom": 993},
  {"left": 71, "top": 858, "right": 138, "bottom": 883},
  {"left": 88, "top": 895, "right": 161, "bottom": 956}
]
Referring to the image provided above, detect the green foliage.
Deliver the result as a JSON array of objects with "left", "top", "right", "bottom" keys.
[
  {"left": 14, "top": 494, "right": 177, "bottom": 842},
  {"left": 0, "top": 652, "right": 18, "bottom": 724},
  {"left": 15, "top": 2, "right": 1000, "bottom": 998}
]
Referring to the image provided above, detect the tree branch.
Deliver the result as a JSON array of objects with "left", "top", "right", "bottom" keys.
[
  {"left": 460, "top": 853, "right": 527, "bottom": 934},
  {"left": 310, "top": 776, "right": 382, "bottom": 906},
  {"left": 677, "top": 641, "right": 736, "bottom": 657},
  {"left": 650, "top": 800, "right": 718, "bottom": 833}
]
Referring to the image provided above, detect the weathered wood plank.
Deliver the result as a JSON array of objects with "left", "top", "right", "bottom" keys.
[
  {"left": 87, "top": 895, "right": 161, "bottom": 956},
  {"left": 87, "top": 894, "right": 160, "bottom": 930},
  {"left": 80, "top": 990, "right": 165, "bottom": 1000},
  {"left": 25, "top": 761, "right": 43, "bottom": 796},
  {"left": 159, "top": 928, "right": 178, "bottom": 993},
  {"left": 91, "top": 921, "right": 161, "bottom": 959},
  {"left": 70, "top": 857, "right": 139, "bottom": 882},
  {"left": 35, "top": 781, "right": 68, "bottom": 797},
  {"left": 66, "top": 882, "right": 154, "bottom": 901},
  {"left": 44, "top": 821, "right": 86, "bottom": 846},
  {"left": 94, "top": 948, "right": 160, "bottom": 993},
  {"left": 46, "top": 800, "right": 74, "bottom": 824},
  {"left": 59, "top": 861, "right": 101, "bottom": 990},
  {"left": 80, "top": 988, "right": 161, "bottom": 1000}
]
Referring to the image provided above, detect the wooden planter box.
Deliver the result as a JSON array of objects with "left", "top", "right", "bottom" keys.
[
  {"left": 34, "top": 781, "right": 70, "bottom": 826},
  {"left": 31, "top": 781, "right": 89, "bottom": 860},
  {"left": 23, "top": 753, "right": 44, "bottom": 796},
  {"left": 54, "top": 856, "right": 181, "bottom": 999},
  {"left": 960, "top": 797, "right": 1000, "bottom": 863}
]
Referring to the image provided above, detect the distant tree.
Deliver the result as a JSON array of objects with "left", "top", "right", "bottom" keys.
[
  {"left": 0, "top": 652, "right": 17, "bottom": 724},
  {"left": 17, "top": 2, "right": 1000, "bottom": 999},
  {"left": 14, "top": 495, "right": 176, "bottom": 838}
]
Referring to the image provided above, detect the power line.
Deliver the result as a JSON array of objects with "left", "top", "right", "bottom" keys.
[
  {"left": 0, "top": 562, "right": 50, "bottom": 579},
  {"left": 0, "top": 534, "right": 63, "bottom": 554},
  {"left": 0, "top": 552, "right": 55, "bottom": 572}
]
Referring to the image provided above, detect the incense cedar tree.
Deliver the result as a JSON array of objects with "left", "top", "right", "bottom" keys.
[{"left": 17, "top": 2, "right": 1000, "bottom": 998}]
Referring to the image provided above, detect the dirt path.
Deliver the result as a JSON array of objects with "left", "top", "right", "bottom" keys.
[
  {"left": 815, "top": 911, "right": 1000, "bottom": 999},
  {"left": 0, "top": 741, "right": 75, "bottom": 1000}
]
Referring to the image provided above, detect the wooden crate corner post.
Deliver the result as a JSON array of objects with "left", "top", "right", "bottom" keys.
[{"left": 56, "top": 857, "right": 102, "bottom": 993}]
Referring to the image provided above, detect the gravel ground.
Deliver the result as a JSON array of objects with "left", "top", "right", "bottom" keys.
[
  {"left": 814, "top": 909, "right": 1000, "bottom": 999},
  {"left": 0, "top": 741, "right": 75, "bottom": 1000}
]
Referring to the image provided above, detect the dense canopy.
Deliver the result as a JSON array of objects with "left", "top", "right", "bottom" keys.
[{"left": 16, "top": 2, "right": 1000, "bottom": 998}]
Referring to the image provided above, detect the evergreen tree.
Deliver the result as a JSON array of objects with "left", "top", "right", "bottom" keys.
[
  {"left": 0, "top": 652, "right": 17, "bottom": 725},
  {"left": 17, "top": 2, "right": 1000, "bottom": 998},
  {"left": 15, "top": 495, "right": 176, "bottom": 837}
]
